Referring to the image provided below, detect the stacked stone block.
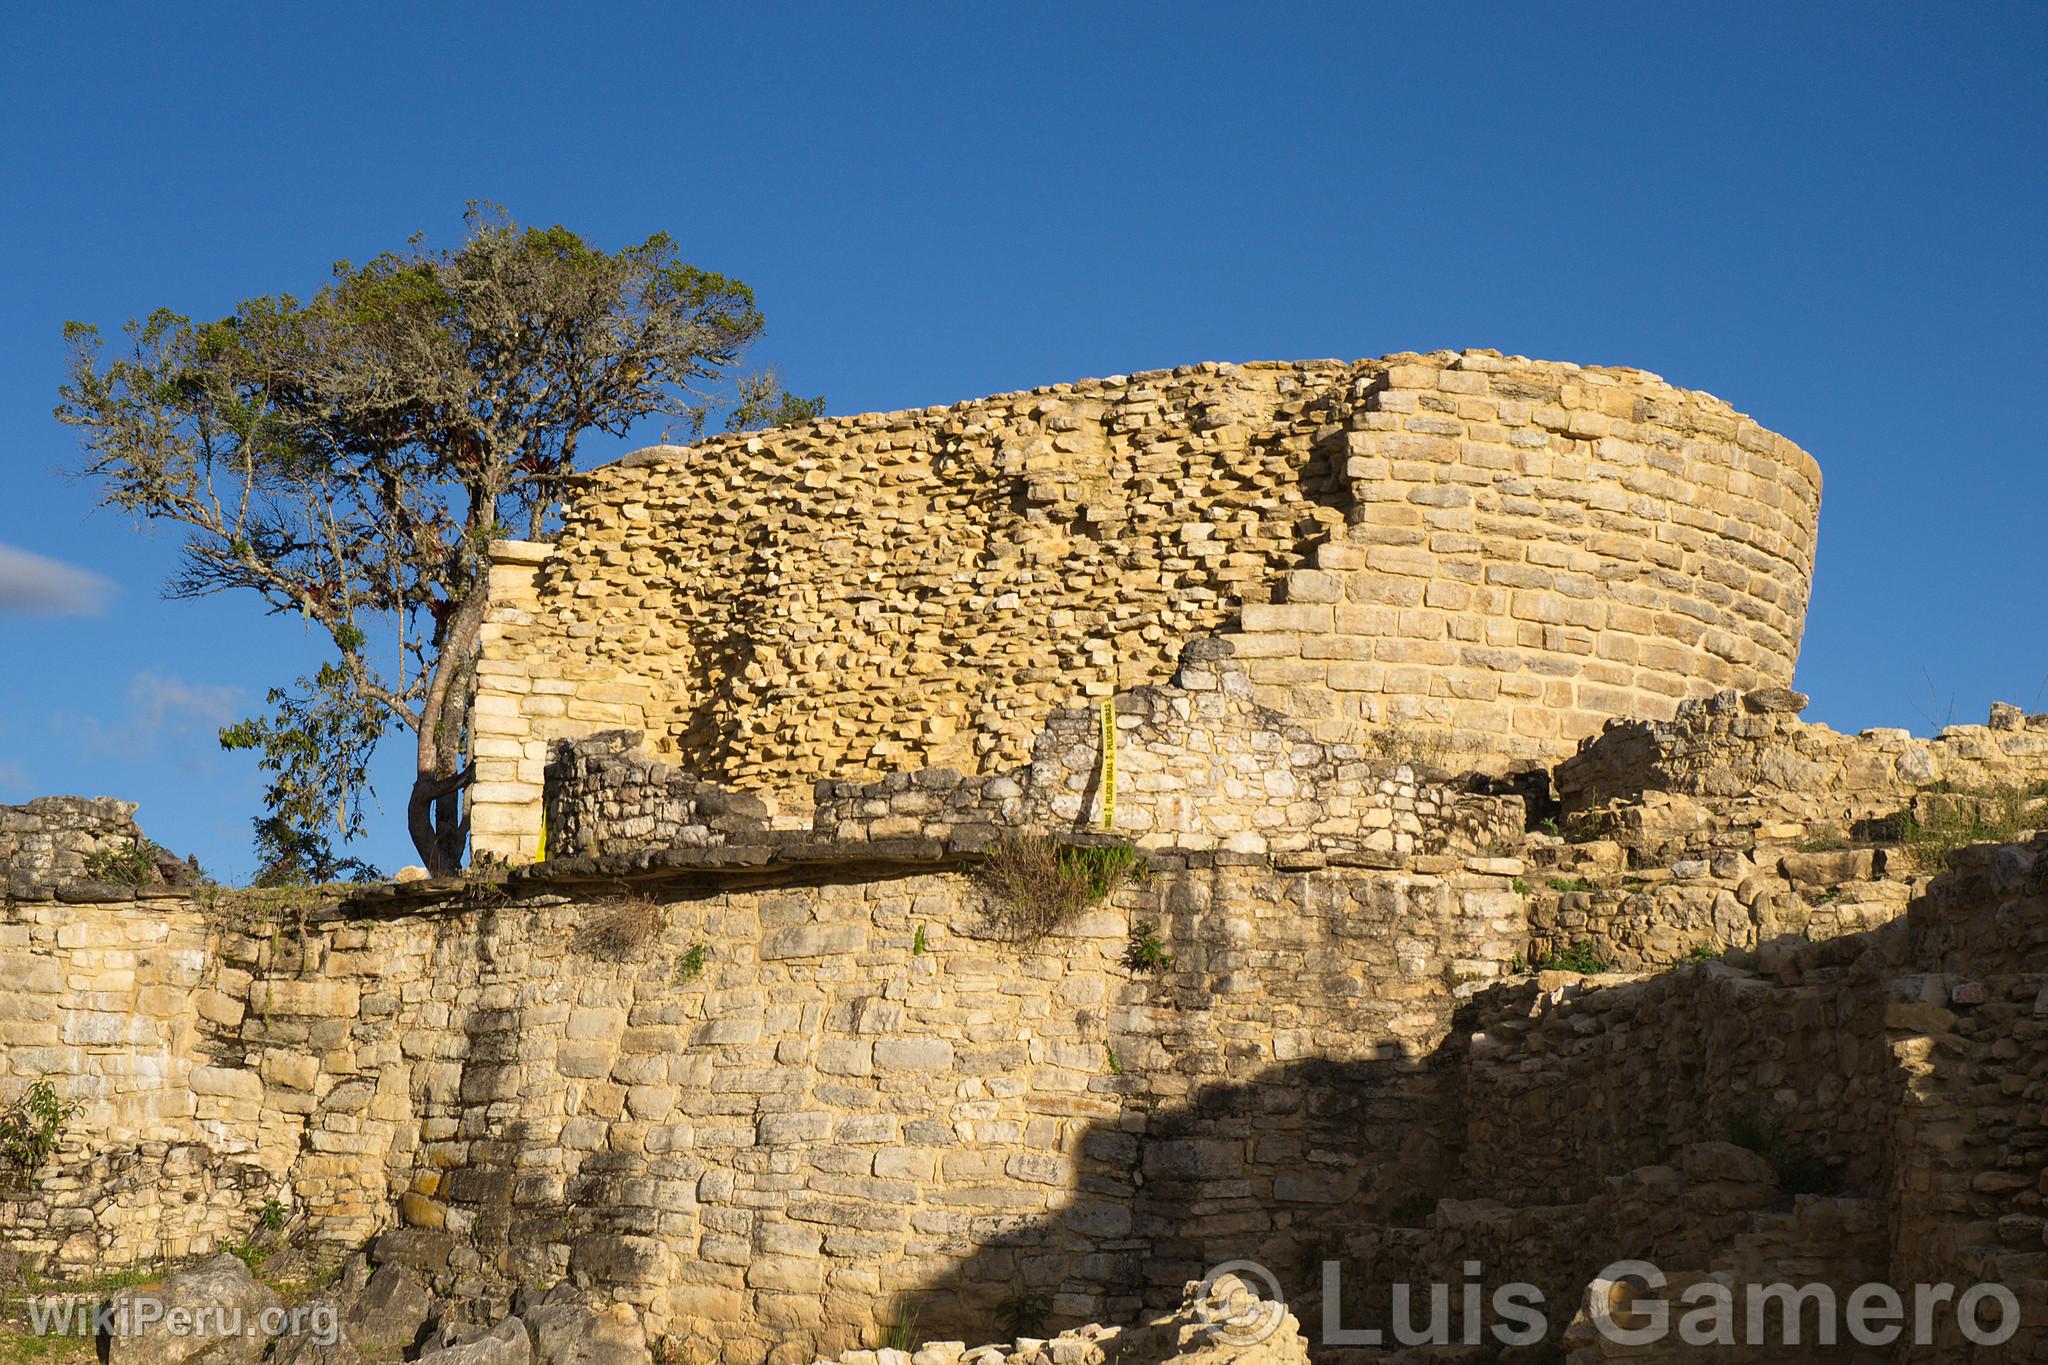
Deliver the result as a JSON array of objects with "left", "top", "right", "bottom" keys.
[
  {"left": 810, "top": 643, "right": 1524, "bottom": 866},
  {"left": 470, "top": 350, "right": 1820, "bottom": 863},
  {"left": 0, "top": 886, "right": 286, "bottom": 1268},
  {"left": 1223, "top": 353, "right": 1820, "bottom": 760},
  {"left": 0, "top": 796, "right": 148, "bottom": 896},
  {"left": 541, "top": 729, "right": 772, "bottom": 859}
]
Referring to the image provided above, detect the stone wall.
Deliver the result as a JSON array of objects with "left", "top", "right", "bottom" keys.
[
  {"left": 8, "top": 808, "right": 2047, "bottom": 1361},
  {"left": 1, "top": 844, "right": 1525, "bottom": 1361},
  {"left": 1517, "top": 688, "right": 2048, "bottom": 971},
  {"left": 0, "top": 886, "right": 288, "bottom": 1268},
  {"left": 1, "top": 796, "right": 146, "bottom": 896},
  {"left": 1435, "top": 836, "right": 2048, "bottom": 1362},
  {"left": 471, "top": 350, "right": 1820, "bottom": 861},
  {"left": 813, "top": 644, "right": 1526, "bottom": 865},
  {"left": 540, "top": 729, "right": 773, "bottom": 860},
  {"left": 538, "top": 646, "right": 1524, "bottom": 873},
  {"left": 1558, "top": 689, "right": 2048, "bottom": 828}
]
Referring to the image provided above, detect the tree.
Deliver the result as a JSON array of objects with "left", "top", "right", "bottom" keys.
[{"left": 59, "top": 206, "right": 821, "bottom": 876}]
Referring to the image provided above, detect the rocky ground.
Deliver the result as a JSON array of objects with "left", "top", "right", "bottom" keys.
[{"left": 1, "top": 1254, "right": 1307, "bottom": 1365}]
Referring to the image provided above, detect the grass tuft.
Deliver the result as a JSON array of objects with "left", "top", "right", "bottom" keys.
[
  {"left": 977, "top": 837, "right": 1145, "bottom": 941},
  {"left": 575, "top": 897, "right": 668, "bottom": 958},
  {"left": 1535, "top": 941, "right": 1607, "bottom": 974},
  {"left": 1886, "top": 783, "right": 2048, "bottom": 871}
]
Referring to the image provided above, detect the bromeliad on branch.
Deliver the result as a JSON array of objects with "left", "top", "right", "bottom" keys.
[{"left": 57, "top": 204, "right": 822, "bottom": 877}]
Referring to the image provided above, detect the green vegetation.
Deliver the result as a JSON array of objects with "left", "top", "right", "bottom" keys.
[
  {"left": 1545, "top": 876, "right": 1595, "bottom": 893},
  {"left": 258, "top": 1197, "right": 288, "bottom": 1231},
  {"left": 1511, "top": 877, "right": 1529, "bottom": 895},
  {"left": 995, "top": 1291, "right": 1053, "bottom": 1339},
  {"left": 1723, "top": 1103, "right": 1844, "bottom": 1197},
  {"left": 60, "top": 205, "right": 819, "bottom": 877},
  {"left": 672, "top": 942, "right": 709, "bottom": 982},
  {"left": 227, "top": 1239, "right": 271, "bottom": 1274},
  {"left": 1124, "top": 921, "right": 1175, "bottom": 972},
  {"left": 1367, "top": 724, "right": 1454, "bottom": 771},
  {"left": 1685, "top": 943, "right": 1720, "bottom": 963},
  {"left": 0, "top": 1080, "right": 79, "bottom": 1179},
  {"left": 911, "top": 923, "right": 928, "bottom": 956},
  {"left": 1561, "top": 811, "right": 1612, "bottom": 844},
  {"left": 1105, "top": 1046, "right": 1122, "bottom": 1076},
  {"left": 81, "top": 837, "right": 166, "bottom": 886},
  {"left": 872, "top": 1298, "right": 921, "bottom": 1351},
  {"left": 977, "top": 837, "right": 1146, "bottom": 941},
  {"left": 1385, "top": 1191, "right": 1438, "bottom": 1228},
  {"left": 1535, "top": 941, "right": 1607, "bottom": 974},
  {"left": 1886, "top": 782, "right": 2048, "bottom": 871}
]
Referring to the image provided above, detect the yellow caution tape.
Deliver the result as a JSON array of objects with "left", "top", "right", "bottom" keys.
[{"left": 1099, "top": 696, "right": 1116, "bottom": 831}]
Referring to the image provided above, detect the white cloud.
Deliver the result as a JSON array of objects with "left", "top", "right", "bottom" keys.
[
  {"left": 128, "top": 671, "right": 240, "bottom": 734},
  {"left": 0, "top": 542, "right": 116, "bottom": 616},
  {"left": 58, "top": 671, "right": 242, "bottom": 758}
]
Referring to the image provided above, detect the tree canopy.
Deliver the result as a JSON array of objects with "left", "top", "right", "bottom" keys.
[{"left": 58, "top": 206, "right": 821, "bottom": 877}]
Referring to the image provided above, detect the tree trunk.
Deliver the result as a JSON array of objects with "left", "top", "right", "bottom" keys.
[
  {"left": 406, "top": 768, "right": 470, "bottom": 877},
  {"left": 408, "top": 586, "right": 490, "bottom": 875}
]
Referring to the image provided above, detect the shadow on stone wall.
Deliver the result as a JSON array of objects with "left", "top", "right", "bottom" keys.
[{"left": 886, "top": 850, "right": 2048, "bottom": 1361}]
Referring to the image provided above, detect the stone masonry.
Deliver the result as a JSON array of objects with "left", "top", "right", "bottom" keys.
[
  {"left": 470, "top": 350, "right": 1820, "bottom": 861},
  {"left": 9, "top": 669, "right": 2048, "bottom": 1359}
]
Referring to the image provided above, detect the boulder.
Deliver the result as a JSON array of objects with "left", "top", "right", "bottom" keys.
[
  {"left": 526, "top": 1290, "right": 653, "bottom": 1365},
  {"left": 1779, "top": 848, "right": 1875, "bottom": 888},
  {"left": 1743, "top": 687, "right": 1810, "bottom": 714},
  {"left": 345, "top": 1263, "right": 436, "bottom": 1351},
  {"left": 418, "top": 1317, "right": 532, "bottom": 1365},
  {"left": 105, "top": 1253, "right": 282, "bottom": 1365}
]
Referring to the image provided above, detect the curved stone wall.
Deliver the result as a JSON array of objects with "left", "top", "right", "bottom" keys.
[{"left": 472, "top": 350, "right": 1818, "bottom": 859}]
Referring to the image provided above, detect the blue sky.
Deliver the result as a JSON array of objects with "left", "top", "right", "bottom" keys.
[{"left": 1, "top": 3, "right": 2043, "bottom": 881}]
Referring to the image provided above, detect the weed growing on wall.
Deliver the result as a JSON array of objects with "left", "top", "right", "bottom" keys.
[
  {"left": 994, "top": 1291, "right": 1052, "bottom": 1339},
  {"left": 82, "top": 836, "right": 167, "bottom": 885},
  {"left": 871, "top": 1298, "right": 921, "bottom": 1351},
  {"left": 576, "top": 897, "right": 669, "bottom": 958},
  {"left": 0, "top": 1080, "right": 80, "bottom": 1179},
  {"left": 1385, "top": 1191, "right": 1439, "bottom": 1228},
  {"left": 1723, "top": 1103, "right": 1845, "bottom": 1196},
  {"left": 1887, "top": 782, "right": 2048, "bottom": 870},
  {"left": 976, "top": 837, "right": 1145, "bottom": 941},
  {"left": 672, "top": 943, "right": 709, "bottom": 982},
  {"left": 1124, "top": 921, "right": 1174, "bottom": 972},
  {"left": 1535, "top": 941, "right": 1607, "bottom": 974}
]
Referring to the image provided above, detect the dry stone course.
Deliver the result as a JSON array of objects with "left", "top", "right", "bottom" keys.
[{"left": 471, "top": 351, "right": 1821, "bottom": 862}]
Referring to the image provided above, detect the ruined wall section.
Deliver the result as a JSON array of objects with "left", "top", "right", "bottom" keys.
[
  {"left": 1, "top": 797, "right": 146, "bottom": 896},
  {"left": 472, "top": 351, "right": 1820, "bottom": 862},
  {"left": 807, "top": 644, "right": 1524, "bottom": 863},
  {"left": 1440, "top": 835, "right": 2048, "bottom": 1362},
  {"left": 473, "top": 359, "right": 1361, "bottom": 860},
  {"left": 1559, "top": 689, "right": 2048, "bottom": 827},
  {"left": 0, "top": 850, "right": 1527, "bottom": 1359},
  {"left": 0, "top": 887, "right": 293, "bottom": 1268}
]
